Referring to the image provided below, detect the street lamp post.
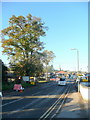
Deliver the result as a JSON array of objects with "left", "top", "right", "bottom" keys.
[
  {"left": 71, "top": 48, "right": 80, "bottom": 92},
  {"left": 71, "top": 48, "right": 79, "bottom": 72}
]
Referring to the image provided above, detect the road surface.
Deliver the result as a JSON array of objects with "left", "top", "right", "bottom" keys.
[{"left": 1, "top": 80, "right": 88, "bottom": 119}]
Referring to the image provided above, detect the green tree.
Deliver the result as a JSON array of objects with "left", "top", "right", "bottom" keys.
[
  {"left": 43, "top": 65, "right": 54, "bottom": 73},
  {"left": 47, "top": 65, "right": 54, "bottom": 73},
  {"left": 42, "top": 50, "right": 56, "bottom": 80},
  {"left": 42, "top": 50, "right": 55, "bottom": 65},
  {"left": 2, "top": 14, "right": 47, "bottom": 76}
]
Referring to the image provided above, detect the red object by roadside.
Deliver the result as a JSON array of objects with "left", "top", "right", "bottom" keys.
[{"left": 13, "top": 84, "right": 22, "bottom": 91}]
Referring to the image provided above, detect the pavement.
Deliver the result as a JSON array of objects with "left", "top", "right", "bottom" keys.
[{"left": 56, "top": 85, "right": 90, "bottom": 120}]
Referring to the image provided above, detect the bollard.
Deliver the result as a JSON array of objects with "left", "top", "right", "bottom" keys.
[{"left": 78, "top": 81, "right": 80, "bottom": 92}]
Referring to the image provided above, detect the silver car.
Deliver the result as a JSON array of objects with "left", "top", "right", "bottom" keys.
[{"left": 58, "top": 78, "right": 66, "bottom": 86}]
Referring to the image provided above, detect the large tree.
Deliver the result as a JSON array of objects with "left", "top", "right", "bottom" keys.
[
  {"left": 2, "top": 14, "right": 47, "bottom": 76},
  {"left": 42, "top": 50, "right": 55, "bottom": 65},
  {"left": 41, "top": 50, "right": 56, "bottom": 80}
]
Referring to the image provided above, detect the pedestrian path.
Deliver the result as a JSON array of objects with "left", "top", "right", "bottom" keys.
[{"left": 56, "top": 88, "right": 89, "bottom": 119}]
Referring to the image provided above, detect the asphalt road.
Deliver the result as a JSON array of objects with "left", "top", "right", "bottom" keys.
[{"left": 1, "top": 80, "right": 86, "bottom": 119}]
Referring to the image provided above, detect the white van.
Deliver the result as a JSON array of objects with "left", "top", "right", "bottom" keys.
[{"left": 58, "top": 78, "right": 66, "bottom": 85}]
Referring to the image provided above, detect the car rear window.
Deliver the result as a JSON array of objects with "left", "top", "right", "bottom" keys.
[{"left": 60, "top": 78, "right": 66, "bottom": 81}]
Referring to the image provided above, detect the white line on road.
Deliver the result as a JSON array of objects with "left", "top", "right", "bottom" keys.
[
  {"left": 1, "top": 91, "right": 42, "bottom": 107},
  {"left": 5, "top": 98, "right": 42, "bottom": 115},
  {"left": 1, "top": 83, "right": 56, "bottom": 107},
  {"left": 4, "top": 91, "right": 60, "bottom": 116},
  {"left": 0, "top": 98, "right": 24, "bottom": 107},
  {"left": 38, "top": 86, "right": 69, "bottom": 120}
]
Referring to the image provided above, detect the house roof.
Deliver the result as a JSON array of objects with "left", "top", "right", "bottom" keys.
[{"left": 57, "top": 71, "right": 67, "bottom": 74}]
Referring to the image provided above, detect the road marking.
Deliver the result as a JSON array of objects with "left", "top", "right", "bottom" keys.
[
  {"left": 3, "top": 95, "right": 46, "bottom": 115},
  {"left": 1, "top": 86, "right": 53, "bottom": 107},
  {"left": 4, "top": 92, "right": 60, "bottom": 115},
  {"left": 38, "top": 86, "right": 70, "bottom": 120},
  {"left": 1, "top": 91, "right": 42, "bottom": 107},
  {"left": 1, "top": 84, "right": 67, "bottom": 116},
  {"left": 1, "top": 82, "right": 57, "bottom": 108},
  {"left": 0, "top": 98, "right": 24, "bottom": 107},
  {"left": 51, "top": 86, "right": 71, "bottom": 119}
]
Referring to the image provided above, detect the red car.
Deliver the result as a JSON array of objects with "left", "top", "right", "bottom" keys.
[{"left": 50, "top": 77, "right": 56, "bottom": 81}]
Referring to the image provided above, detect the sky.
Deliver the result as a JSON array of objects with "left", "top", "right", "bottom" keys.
[{"left": 0, "top": 1, "right": 88, "bottom": 72}]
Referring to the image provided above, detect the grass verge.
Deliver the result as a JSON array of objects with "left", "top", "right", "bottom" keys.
[{"left": 2, "top": 82, "right": 35, "bottom": 91}]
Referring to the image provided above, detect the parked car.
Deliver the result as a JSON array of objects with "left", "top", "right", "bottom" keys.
[
  {"left": 85, "top": 73, "right": 90, "bottom": 82},
  {"left": 80, "top": 76, "right": 88, "bottom": 82},
  {"left": 76, "top": 76, "right": 88, "bottom": 83},
  {"left": 58, "top": 78, "right": 66, "bottom": 86},
  {"left": 50, "top": 76, "right": 56, "bottom": 81}
]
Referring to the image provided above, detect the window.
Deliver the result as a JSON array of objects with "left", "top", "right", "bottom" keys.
[{"left": 60, "top": 78, "right": 66, "bottom": 81}]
